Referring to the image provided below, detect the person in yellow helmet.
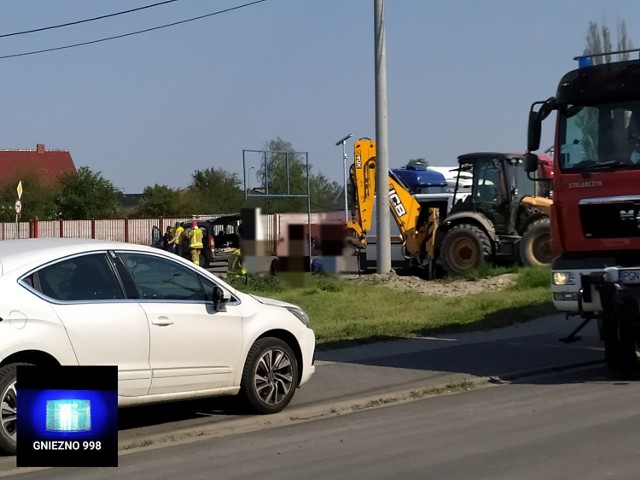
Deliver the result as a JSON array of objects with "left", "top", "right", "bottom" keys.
[{"left": 187, "top": 220, "right": 204, "bottom": 265}]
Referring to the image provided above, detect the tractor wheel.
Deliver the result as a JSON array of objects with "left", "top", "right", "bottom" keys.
[
  {"left": 520, "top": 218, "right": 552, "bottom": 267},
  {"left": 440, "top": 224, "right": 492, "bottom": 276}
]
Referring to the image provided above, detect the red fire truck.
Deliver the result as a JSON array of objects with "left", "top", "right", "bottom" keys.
[{"left": 525, "top": 49, "right": 640, "bottom": 370}]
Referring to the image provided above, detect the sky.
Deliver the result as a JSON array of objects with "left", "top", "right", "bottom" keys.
[{"left": 1, "top": 0, "right": 639, "bottom": 194}]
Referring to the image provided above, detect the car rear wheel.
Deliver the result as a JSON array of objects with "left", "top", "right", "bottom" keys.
[
  {"left": 0, "top": 363, "right": 33, "bottom": 454},
  {"left": 240, "top": 338, "right": 299, "bottom": 414}
]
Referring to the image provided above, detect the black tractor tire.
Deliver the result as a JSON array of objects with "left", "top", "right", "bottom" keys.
[
  {"left": 240, "top": 337, "right": 299, "bottom": 414},
  {"left": 603, "top": 319, "right": 637, "bottom": 372},
  {"left": 520, "top": 218, "right": 552, "bottom": 267},
  {"left": 440, "top": 224, "right": 492, "bottom": 276},
  {"left": 0, "top": 363, "right": 34, "bottom": 454}
]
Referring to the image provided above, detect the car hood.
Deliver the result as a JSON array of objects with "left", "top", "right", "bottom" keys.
[{"left": 249, "top": 294, "right": 299, "bottom": 310}]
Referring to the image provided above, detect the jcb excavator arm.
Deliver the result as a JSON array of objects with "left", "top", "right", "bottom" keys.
[
  {"left": 346, "top": 138, "right": 439, "bottom": 266},
  {"left": 346, "top": 138, "right": 377, "bottom": 246}
]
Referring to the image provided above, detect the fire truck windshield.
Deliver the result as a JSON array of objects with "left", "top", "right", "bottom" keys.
[{"left": 558, "top": 100, "right": 640, "bottom": 172}]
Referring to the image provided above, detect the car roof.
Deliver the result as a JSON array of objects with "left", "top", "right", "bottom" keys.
[
  {"left": 0, "top": 238, "right": 162, "bottom": 277},
  {"left": 210, "top": 214, "right": 241, "bottom": 225}
]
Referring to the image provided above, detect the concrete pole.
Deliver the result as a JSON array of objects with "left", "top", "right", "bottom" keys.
[{"left": 374, "top": 0, "right": 392, "bottom": 273}]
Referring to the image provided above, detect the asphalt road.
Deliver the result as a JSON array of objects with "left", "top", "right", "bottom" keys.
[
  {"left": 6, "top": 364, "right": 640, "bottom": 480},
  {"left": 0, "top": 312, "right": 609, "bottom": 477}
]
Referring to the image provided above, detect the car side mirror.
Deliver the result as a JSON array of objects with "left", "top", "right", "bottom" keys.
[{"left": 212, "top": 286, "right": 228, "bottom": 312}]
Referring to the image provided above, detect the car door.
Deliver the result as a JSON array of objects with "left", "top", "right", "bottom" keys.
[
  {"left": 117, "top": 252, "right": 244, "bottom": 395},
  {"left": 33, "top": 252, "right": 151, "bottom": 397}
]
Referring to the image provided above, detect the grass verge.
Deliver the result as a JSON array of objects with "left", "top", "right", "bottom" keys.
[{"left": 226, "top": 266, "right": 555, "bottom": 349}]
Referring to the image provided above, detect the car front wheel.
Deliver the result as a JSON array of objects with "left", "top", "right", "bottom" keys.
[{"left": 240, "top": 338, "right": 299, "bottom": 414}]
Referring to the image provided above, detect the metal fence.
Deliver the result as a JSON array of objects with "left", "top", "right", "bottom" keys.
[
  {"left": 0, "top": 214, "right": 280, "bottom": 250},
  {"left": 0, "top": 212, "right": 337, "bottom": 254}
]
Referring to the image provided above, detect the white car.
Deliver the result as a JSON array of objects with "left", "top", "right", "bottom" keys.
[{"left": 0, "top": 238, "right": 316, "bottom": 454}]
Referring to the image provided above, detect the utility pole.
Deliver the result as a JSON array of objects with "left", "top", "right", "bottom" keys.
[
  {"left": 374, "top": 0, "right": 391, "bottom": 273},
  {"left": 335, "top": 133, "right": 353, "bottom": 223}
]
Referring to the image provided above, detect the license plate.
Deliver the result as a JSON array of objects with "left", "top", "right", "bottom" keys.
[{"left": 619, "top": 269, "right": 640, "bottom": 285}]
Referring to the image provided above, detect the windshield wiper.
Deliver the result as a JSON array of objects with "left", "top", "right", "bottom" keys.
[
  {"left": 590, "top": 160, "right": 638, "bottom": 170},
  {"left": 565, "top": 159, "right": 638, "bottom": 172}
]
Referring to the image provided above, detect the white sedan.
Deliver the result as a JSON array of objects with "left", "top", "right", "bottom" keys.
[{"left": 0, "top": 238, "right": 316, "bottom": 454}]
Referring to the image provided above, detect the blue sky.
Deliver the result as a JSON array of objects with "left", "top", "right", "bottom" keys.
[{"left": 0, "top": 0, "right": 639, "bottom": 193}]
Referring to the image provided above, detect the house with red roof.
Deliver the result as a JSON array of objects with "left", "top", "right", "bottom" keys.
[{"left": 0, "top": 144, "right": 76, "bottom": 185}]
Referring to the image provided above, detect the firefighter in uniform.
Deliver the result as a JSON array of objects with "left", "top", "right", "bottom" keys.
[{"left": 187, "top": 220, "right": 203, "bottom": 265}]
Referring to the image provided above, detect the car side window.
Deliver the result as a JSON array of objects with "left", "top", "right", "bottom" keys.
[
  {"left": 28, "top": 253, "right": 124, "bottom": 301},
  {"left": 118, "top": 252, "right": 207, "bottom": 301}
]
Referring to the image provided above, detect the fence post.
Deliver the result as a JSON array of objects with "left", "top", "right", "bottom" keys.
[
  {"left": 124, "top": 218, "right": 129, "bottom": 243},
  {"left": 91, "top": 218, "right": 96, "bottom": 239},
  {"left": 59, "top": 219, "right": 64, "bottom": 238}
]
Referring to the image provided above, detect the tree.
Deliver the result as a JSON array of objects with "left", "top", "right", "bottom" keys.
[
  {"left": 0, "top": 171, "right": 58, "bottom": 221},
  {"left": 256, "top": 137, "right": 342, "bottom": 213},
  {"left": 135, "top": 184, "right": 182, "bottom": 217},
  {"left": 584, "top": 19, "right": 633, "bottom": 64},
  {"left": 56, "top": 167, "right": 124, "bottom": 219},
  {"left": 407, "top": 158, "right": 429, "bottom": 167},
  {"left": 580, "top": 20, "right": 635, "bottom": 159},
  {"left": 186, "top": 167, "right": 244, "bottom": 214}
]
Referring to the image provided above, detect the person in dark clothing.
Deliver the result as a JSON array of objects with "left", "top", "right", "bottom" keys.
[{"left": 162, "top": 226, "right": 173, "bottom": 251}]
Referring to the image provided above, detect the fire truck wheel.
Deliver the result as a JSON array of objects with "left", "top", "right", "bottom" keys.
[
  {"left": 520, "top": 218, "right": 552, "bottom": 267},
  {"left": 603, "top": 319, "right": 637, "bottom": 371},
  {"left": 440, "top": 224, "right": 491, "bottom": 276}
]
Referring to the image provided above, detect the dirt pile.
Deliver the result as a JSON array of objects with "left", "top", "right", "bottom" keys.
[{"left": 343, "top": 270, "right": 518, "bottom": 298}]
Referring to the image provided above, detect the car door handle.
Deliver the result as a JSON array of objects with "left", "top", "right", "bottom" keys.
[{"left": 152, "top": 317, "right": 174, "bottom": 326}]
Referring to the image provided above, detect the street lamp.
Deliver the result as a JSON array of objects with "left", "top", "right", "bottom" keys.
[{"left": 335, "top": 133, "right": 352, "bottom": 223}]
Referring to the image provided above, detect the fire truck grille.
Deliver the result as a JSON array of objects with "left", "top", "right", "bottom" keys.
[{"left": 580, "top": 200, "right": 640, "bottom": 239}]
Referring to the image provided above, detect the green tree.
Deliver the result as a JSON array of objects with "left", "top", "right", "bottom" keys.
[
  {"left": 185, "top": 167, "right": 244, "bottom": 214},
  {"left": 135, "top": 184, "right": 182, "bottom": 217},
  {"left": 256, "top": 137, "right": 342, "bottom": 213},
  {"left": 407, "top": 158, "right": 429, "bottom": 167},
  {"left": 0, "top": 172, "right": 58, "bottom": 221},
  {"left": 56, "top": 167, "right": 124, "bottom": 219}
]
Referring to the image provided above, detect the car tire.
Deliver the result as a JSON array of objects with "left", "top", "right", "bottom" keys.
[
  {"left": 240, "top": 337, "right": 299, "bottom": 414},
  {"left": 0, "top": 363, "right": 33, "bottom": 454}
]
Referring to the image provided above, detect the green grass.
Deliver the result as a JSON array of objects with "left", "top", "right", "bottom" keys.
[{"left": 226, "top": 267, "right": 555, "bottom": 348}]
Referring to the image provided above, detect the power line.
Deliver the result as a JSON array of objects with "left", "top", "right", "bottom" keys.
[
  {"left": 0, "top": 0, "right": 268, "bottom": 60},
  {"left": 0, "top": 0, "right": 179, "bottom": 38}
]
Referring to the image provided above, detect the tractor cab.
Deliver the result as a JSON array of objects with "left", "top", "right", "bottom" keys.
[{"left": 450, "top": 153, "right": 535, "bottom": 236}]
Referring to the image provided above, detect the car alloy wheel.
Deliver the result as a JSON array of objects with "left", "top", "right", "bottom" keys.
[{"left": 241, "top": 338, "right": 299, "bottom": 414}]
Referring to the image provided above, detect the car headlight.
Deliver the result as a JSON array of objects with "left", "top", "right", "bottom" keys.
[
  {"left": 286, "top": 306, "right": 310, "bottom": 326},
  {"left": 552, "top": 272, "right": 575, "bottom": 286}
]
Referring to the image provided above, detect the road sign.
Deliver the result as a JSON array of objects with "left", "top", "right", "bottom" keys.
[
  {"left": 14, "top": 200, "right": 21, "bottom": 215},
  {"left": 17, "top": 181, "right": 23, "bottom": 200}
]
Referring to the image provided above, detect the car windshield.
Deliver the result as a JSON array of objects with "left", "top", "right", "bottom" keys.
[{"left": 558, "top": 100, "right": 640, "bottom": 172}]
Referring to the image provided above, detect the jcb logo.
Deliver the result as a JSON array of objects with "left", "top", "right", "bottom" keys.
[
  {"left": 620, "top": 209, "right": 636, "bottom": 220},
  {"left": 389, "top": 188, "right": 407, "bottom": 217},
  {"left": 355, "top": 155, "right": 362, "bottom": 168}
]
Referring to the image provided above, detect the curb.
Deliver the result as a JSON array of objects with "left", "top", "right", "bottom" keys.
[{"left": 116, "top": 357, "right": 603, "bottom": 456}]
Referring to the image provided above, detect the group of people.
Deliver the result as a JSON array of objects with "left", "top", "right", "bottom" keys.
[{"left": 161, "top": 221, "right": 204, "bottom": 265}]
